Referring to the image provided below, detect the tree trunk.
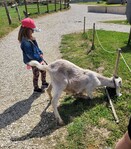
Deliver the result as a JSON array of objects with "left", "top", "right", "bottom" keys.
[{"left": 126, "top": 0, "right": 131, "bottom": 24}]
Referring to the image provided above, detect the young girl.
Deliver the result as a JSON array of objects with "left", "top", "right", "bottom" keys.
[{"left": 18, "top": 18, "right": 48, "bottom": 92}]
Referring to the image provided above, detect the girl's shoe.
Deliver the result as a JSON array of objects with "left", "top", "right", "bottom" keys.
[
  {"left": 34, "top": 88, "right": 42, "bottom": 93},
  {"left": 41, "top": 82, "right": 49, "bottom": 90}
]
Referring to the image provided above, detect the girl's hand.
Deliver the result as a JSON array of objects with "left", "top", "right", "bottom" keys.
[
  {"left": 40, "top": 61, "right": 44, "bottom": 65},
  {"left": 26, "top": 64, "right": 32, "bottom": 70},
  {"left": 40, "top": 54, "right": 43, "bottom": 58}
]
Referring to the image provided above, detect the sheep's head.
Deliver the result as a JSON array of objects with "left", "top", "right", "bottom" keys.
[{"left": 114, "top": 77, "right": 122, "bottom": 97}]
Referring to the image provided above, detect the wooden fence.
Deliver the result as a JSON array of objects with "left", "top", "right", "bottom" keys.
[{"left": 3, "top": 0, "right": 70, "bottom": 25}]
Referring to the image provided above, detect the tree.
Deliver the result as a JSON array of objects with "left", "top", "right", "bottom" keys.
[{"left": 126, "top": 0, "right": 131, "bottom": 24}]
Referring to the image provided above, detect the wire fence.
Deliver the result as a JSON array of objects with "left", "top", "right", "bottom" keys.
[
  {"left": 95, "top": 26, "right": 131, "bottom": 74},
  {"left": 95, "top": 30, "right": 117, "bottom": 54},
  {"left": 120, "top": 53, "right": 131, "bottom": 73}
]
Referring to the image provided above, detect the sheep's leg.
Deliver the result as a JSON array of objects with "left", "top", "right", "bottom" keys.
[
  {"left": 51, "top": 79, "right": 67, "bottom": 125},
  {"left": 87, "top": 92, "right": 93, "bottom": 99},
  {"left": 46, "top": 84, "right": 53, "bottom": 100},
  {"left": 52, "top": 89, "right": 64, "bottom": 125},
  {"left": 86, "top": 77, "right": 100, "bottom": 99},
  {"left": 43, "top": 84, "right": 52, "bottom": 112},
  {"left": 85, "top": 86, "right": 94, "bottom": 99}
]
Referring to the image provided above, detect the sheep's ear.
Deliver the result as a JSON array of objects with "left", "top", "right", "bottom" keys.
[
  {"left": 115, "top": 77, "right": 122, "bottom": 87},
  {"left": 119, "top": 80, "right": 122, "bottom": 87},
  {"left": 118, "top": 77, "right": 122, "bottom": 87}
]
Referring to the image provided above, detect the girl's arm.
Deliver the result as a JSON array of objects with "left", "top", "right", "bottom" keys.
[
  {"left": 21, "top": 41, "right": 43, "bottom": 62},
  {"left": 32, "top": 40, "right": 43, "bottom": 55}
]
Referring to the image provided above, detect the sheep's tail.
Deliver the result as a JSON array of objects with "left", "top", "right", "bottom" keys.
[{"left": 28, "top": 60, "right": 48, "bottom": 71}]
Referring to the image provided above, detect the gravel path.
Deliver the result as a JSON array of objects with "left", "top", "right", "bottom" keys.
[{"left": 0, "top": 4, "right": 130, "bottom": 149}]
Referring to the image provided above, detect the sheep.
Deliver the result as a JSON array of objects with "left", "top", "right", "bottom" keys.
[{"left": 29, "top": 59, "right": 122, "bottom": 125}]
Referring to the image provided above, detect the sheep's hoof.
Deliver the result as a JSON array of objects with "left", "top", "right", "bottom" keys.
[
  {"left": 59, "top": 121, "right": 65, "bottom": 126},
  {"left": 57, "top": 120, "right": 65, "bottom": 126}
]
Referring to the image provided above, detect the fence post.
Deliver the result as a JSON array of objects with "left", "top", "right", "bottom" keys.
[
  {"left": 15, "top": 5, "right": 21, "bottom": 21},
  {"left": 67, "top": 0, "right": 69, "bottom": 8},
  {"left": 91, "top": 23, "right": 95, "bottom": 50},
  {"left": 105, "top": 87, "right": 119, "bottom": 124},
  {"left": 60, "top": 0, "right": 62, "bottom": 10},
  {"left": 54, "top": 0, "right": 57, "bottom": 11},
  {"left": 113, "top": 48, "right": 121, "bottom": 78},
  {"left": 3, "top": 1, "right": 12, "bottom": 25},
  {"left": 64, "top": 0, "right": 66, "bottom": 9},
  {"left": 83, "top": 16, "right": 86, "bottom": 34},
  {"left": 46, "top": 0, "right": 49, "bottom": 13},
  {"left": 37, "top": 0, "right": 40, "bottom": 14},
  {"left": 23, "top": 0, "right": 28, "bottom": 17}
]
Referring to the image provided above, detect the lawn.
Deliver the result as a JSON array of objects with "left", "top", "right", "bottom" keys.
[
  {"left": 102, "top": 20, "right": 129, "bottom": 25},
  {"left": 80, "top": 1, "right": 124, "bottom": 6},
  {"left": 0, "top": 3, "right": 67, "bottom": 38},
  {"left": 56, "top": 30, "right": 131, "bottom": 149}
]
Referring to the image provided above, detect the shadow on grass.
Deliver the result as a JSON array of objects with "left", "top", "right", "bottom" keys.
[
  {"left": 121, "top": 44, "right": 131, "bottom": 53},
  {"left": 11, "top": 95, "right": 107, "bottom": 141},
  {"left": 59, "top": 95, "right": 108, "bottom": 124}
]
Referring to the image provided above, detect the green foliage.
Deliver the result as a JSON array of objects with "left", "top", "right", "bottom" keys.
[
  {"left": 102, "top": 20, "right": 129, "bottom": 25},
  {"left": 0, "top": 3, "right": 66, "bottom": 38},
  {"left": 80, "top": 1, "right": 122, "bottom": 6}
]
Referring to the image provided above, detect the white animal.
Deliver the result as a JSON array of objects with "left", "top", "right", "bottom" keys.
[{"left": 29, "top": 59, "right": 122, "bottom": 125}]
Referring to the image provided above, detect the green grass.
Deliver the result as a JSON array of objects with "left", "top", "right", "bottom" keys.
[
  {"left": 0, "top": 3, "right": 67, "bottom": 38},
  {"left": 102, "top": 20, "right": 129, "bottom": 25},
  {"left": 56, "top": 30, "right": 131, "bottom": 149},
  {"left": 80, "top": 1, "right": 124, "bottom": 6}
]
